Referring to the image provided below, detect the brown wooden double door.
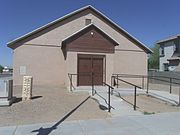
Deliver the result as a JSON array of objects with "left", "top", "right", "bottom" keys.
[{"left": 78, "top": 54, "right": 104, "bottom": 86}]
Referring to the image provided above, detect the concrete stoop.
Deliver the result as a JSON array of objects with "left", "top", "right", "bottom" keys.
[{"left": 0, "top": 97, "right": 15, "bottom": 106}]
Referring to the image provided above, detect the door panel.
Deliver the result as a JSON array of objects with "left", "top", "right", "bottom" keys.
[
  {"left": 78, "top": 55, "right": 104, "bottom": 86},
  {"left": 92, "top": 58, "right": 103, "bottom": 85},
  {"left": 78, "top": 57, "right": 92, "bottom": 86}
]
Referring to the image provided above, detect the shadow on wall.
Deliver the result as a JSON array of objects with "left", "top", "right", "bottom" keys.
[{"left": 31, "top": 96, "right": 90, "bottom": 135}]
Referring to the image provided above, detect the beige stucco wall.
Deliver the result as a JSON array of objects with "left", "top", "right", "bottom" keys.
[
  {"left": 13, "top": 45, "right": 66, "bottom": 86},
  {"left": 114, "top": 50, "right": 147, "bottom": 86},
  {"left": 12, "top": 9, "right": 148, "bottom": 87}
]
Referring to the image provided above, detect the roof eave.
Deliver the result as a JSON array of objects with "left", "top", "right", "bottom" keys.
[
  {"left": 7, "top": 5, "right": 92, "bottom": 47},
  {"left": 156, "top": 35, "right": 180, "bottom": 44},
  {"left": 89, "top": 6, "right": 152, "bottom": 53}
]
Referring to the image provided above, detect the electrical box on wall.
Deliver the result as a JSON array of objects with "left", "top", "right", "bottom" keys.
[{"left": 20, "top": 66, "right": 26, "bottom": 75}]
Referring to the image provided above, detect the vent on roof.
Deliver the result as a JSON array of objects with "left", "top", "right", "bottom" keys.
[{"left": 85, "top": 19, "right": 91, "bottom": 25}]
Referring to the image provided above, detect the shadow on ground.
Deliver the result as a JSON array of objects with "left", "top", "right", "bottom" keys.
[
  {"left": 13, "top": 96, "right": 43, "bottom": 104},
  {"left": 91, "top": 89, "right": 115, "bottom": 110},
  {"left": 31, "top": 96, "right": 90, "bottom": 135},
  {"left": 113, "top": 90, "right": 139, "bottom": 109}
]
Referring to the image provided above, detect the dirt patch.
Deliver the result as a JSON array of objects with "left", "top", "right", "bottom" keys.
[
  {"left": 0, "top": 86, "right": 109, "bottom": 126},
  {"left": 121, "top": 94, "right": 180, "bottom": 114}
]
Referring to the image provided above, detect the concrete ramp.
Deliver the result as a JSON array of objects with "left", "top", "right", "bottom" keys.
[{"left": 74, "top": 86, "right": 142, "bottom": 116}]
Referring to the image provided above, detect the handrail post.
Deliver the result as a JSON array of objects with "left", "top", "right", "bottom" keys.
[
  {"left": 178, "top": 88, "right": 180, "bottom": 106},
  {"left": 108, "top": 86, "right": 111, "bottom": 112},
  {"left": 146, "top": 76, "right": 149, "bottom": 94},
  {"left": 134, "top": 86, "right": 137, "bottom": 110},
  {"left": 111, "top": 76, "right": 114, "bottom": 95},
  {"left": 68, "top": 74, "right": 72, "bottom": 91},
  {"left": 92, "top": 73, "right": 93, "bottom": 95},
  {"left": 70, "top": 74, "right": 72, "bottom": 91},
  {"left": 142, "top": 76, "right": 144, "bottom": 89},
  {"left": 111, "top": 87, "right": 113, "bottom": 95},
  {"left": 113, "top": 76, "right": 116, "bottom": 87},
  {"left": 92, "top": 73, "right": 94, "bottom": 96},
  {"left": 117, "top": 74, "right": 119, "bottom": 88},
  {"left": 111, "top": 76, "right": 113, "bottom": 87},
  {"left": 170, "top": 78, "right": 172, "bottom": 94}
]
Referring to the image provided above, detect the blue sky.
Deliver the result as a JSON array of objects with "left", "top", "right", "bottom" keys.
[{"left": 0, "top": 0, "right": 180, "bottom": 66}]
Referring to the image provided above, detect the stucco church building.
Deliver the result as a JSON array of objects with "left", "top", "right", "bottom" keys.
[{"left": 7, "top": 5, "right": 152, "bottom": 88}]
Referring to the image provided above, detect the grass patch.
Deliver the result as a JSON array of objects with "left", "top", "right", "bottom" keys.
[{"left": 143, "top": 111, "right": 155, "bottom": 115}]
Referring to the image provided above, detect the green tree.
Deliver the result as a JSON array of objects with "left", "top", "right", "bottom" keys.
[
  {"left": 148, "top": 44, "right": 159, "bottom": 69},
  {"left": 0, "top": 65, "right": 3, "bottom": 73}
]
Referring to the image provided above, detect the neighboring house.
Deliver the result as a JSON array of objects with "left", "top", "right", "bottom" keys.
[
  {"left": 2, "top": 66, "right": 9, "bottom": 73},
  {"left": 7, "top": 5, "right": 152, "bottom": 88},
  {"left": 2, "top": 66, "right": 12, "bottom": 74},
  {"left": 157, "top": 34, "right": 180, "bottom": 71}
]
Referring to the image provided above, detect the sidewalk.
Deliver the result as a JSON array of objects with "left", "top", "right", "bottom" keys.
[{"left": 1, "top": 112, "right": 180, "bottom": 135}]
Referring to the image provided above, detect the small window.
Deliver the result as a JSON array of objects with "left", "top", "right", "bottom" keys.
[
  {"left": 163, "top": 63, "right": 169, "bottom": 71},
  {"left": 160, "top": 46, "right": 164, "bottom": 56},
  {"left": 85, "top": 19, "right": 91, "bottom": 25},
  {"left": 175, "top": 44, "right": 179, "bottom": 52}
]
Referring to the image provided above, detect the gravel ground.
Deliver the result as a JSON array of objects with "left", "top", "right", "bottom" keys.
[
  {"left": 121, "top": 94, "right": 180, "bottom": 114},
  {"left": 0, "top": 85, "right": 109, "bottom": 126}
]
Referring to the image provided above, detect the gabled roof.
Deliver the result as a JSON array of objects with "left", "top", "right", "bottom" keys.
[
  {"left": 7, "top": 5, "right": 152, "bottom": 53},
  {"left": 156, "top": 34, "right": 180, "bottom": 44},
  {"left": 62, "top": 23, "right": 119, "bottom": 47}
]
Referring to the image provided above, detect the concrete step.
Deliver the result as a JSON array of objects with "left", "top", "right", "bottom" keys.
[{"left": 0, "top": 97, "right": 15, "bottom": 106}]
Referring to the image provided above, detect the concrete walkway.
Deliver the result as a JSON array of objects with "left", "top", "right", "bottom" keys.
[
  {"left": 148, "top": 90, "right": 180, "bottom": 106},
  {"left": 2, "top": 112, "right": 180, "bottom": 135}
]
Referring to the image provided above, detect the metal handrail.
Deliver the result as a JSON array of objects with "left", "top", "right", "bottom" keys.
[
  {"left": 103, "top": 82, "right": 114, "bottom": 89},
  {"left": 148, "top": 77, "right": 180, "bottom": 85},
  {"left": 68, "top": 73, "right": 96, "bottom": 95},
  {"left": 112, "top": 75, "right": 141, "bottom": 110},
  {"left": 112, "top": 73, "right": 180, "bottom": 81},
  {"left": 103, "top": 82, "right": 114, "bottom": 112},
  {"left": 112, "top": 73, "right": 180, "bottom": 106},
  {"left": 68, "top": 73, "right": 113, "bottom": 112},
  {"left": 113, "top": 76, "right": 142, "bottom": 89},
  {"left": 112, "top": 73, "right": 180, "bottom": 94}
]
